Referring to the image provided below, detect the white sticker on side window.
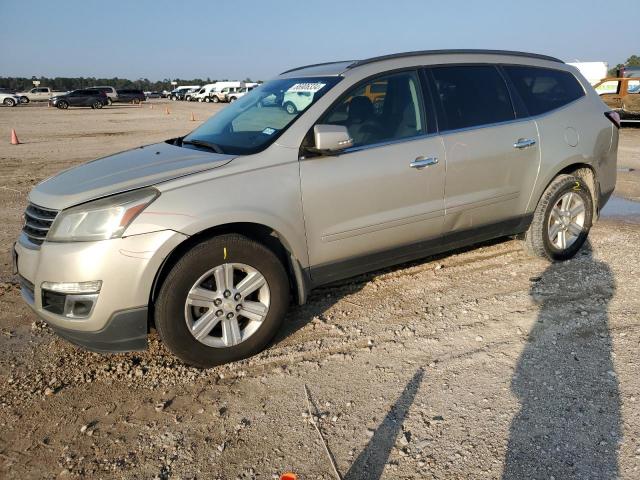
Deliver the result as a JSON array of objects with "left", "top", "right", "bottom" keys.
[
  {"left": 262, "top": 127, "right": 276, "bottom": 135},
  {"left": 286, "top": 83, "right": 326, "bottom": 93}
]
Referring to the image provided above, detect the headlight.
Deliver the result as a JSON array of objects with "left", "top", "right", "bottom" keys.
[{"left": 48, "top": 188, "right": 159, "bottom": 242}]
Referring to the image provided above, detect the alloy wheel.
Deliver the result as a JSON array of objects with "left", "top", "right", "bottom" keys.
[
  {"left": 548, "top": 191, "right": 586, "bottom": 250},
  {"left": 184, "top": 263, "right": 270, "bottom": 348}
]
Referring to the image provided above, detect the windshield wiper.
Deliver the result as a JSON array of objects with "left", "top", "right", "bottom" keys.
[{"left": 182, "top": 139, "right": 225, "bottom": 154}]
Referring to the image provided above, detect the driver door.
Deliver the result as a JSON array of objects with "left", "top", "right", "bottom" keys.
[{"left": 299, "top": 70, "right": 445, "bottom": 283}]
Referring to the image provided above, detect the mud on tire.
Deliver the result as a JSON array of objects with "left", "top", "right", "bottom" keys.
[{"left": 524, "top": 174, "right": 593, "bottom": 261}]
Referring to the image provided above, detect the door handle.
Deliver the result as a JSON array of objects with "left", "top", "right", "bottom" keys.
[
  {"left": 410, "top": 156, "right": 439, "bottom": 169},
  {"left": 513, "top": 138, "right": 537, "bottom": 149}
]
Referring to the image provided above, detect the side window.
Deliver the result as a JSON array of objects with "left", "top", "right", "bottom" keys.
[
  {"left": 321, "top": 71, "right": 425, "bottom": 148},
  {"left": 628, "top": 80, "right": 640, "bottom": 94},
  {"left": 595, "top": 80, "right": 620, "bottom": 96},
  {"left": 430, "top": 65, "right": 515, "bottom": 131},
  {"left": 503, "top": 66, "right": 585, "bottom": 116}
]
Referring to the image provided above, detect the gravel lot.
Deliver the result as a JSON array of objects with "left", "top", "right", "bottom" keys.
[{"left": 1, "top": 101, "right": 639, "bottom": 479}]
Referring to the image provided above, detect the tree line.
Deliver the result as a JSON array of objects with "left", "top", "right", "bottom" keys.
[
  {"left": 0, "top": 76, "right": 260, "bottom": 92},
  {"left": 607, "top": 55, "right": 640, "bottom": 76}
]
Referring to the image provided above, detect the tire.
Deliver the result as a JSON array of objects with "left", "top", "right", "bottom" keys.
[
  {"left": 107, "top": 98, "right": 113, "bottom": 105},
  {"left": 57, "top": 101, "right": 68, "bottom": 109},
  {"left": 92, "top": 101, "right": 103, "bottom": 109},
  {"left": 198, "top": 97, "right": 203, "bottom": 102},
  {"left": 20, "top": 96, "right": 29, "bottom": 104},
  {"left": 132, "top": 98, "right": 140, "bottom": 105},
  {"left": 229, "top": 97, "right": 237, "bottom": 103},
  {"left": 3, "top": 98, "right": 16, "bottom": 107},
  {"left": 204, "top": 97, "right": 211, "bottom": 103},
  {"left": 524, "top": 174, "right": 593, "bottom": 261},
  {"left": 284, "top": 102, "right": 296, "bottom": 114},
  {"left": 155, "top": 234, "right": 290, "bottom": 368},
  {"left": 212, "top": 96, "right": 220, "bottom": 103}
]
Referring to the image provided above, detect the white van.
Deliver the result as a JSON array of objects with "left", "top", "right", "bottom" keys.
[
  {"left": 207, "top": 81, "right": 245, "bottom": 103},
  {"left": 169, "top": 86, "right": 200, "bottom": 101},
  {"left": 188, "top": 84, "right": 218, "bottom": 102}
]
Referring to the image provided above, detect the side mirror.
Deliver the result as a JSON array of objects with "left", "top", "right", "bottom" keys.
[{"left": 313, "top": 124, "right": 353, "bottom": 153}]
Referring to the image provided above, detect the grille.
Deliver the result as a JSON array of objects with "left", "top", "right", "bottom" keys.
[{"left": 22, "top": 203, "right": 59, "bottom": 246}]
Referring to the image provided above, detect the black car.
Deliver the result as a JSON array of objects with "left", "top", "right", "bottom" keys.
[
  {"left": 115, "top": 89, "right": 146, "bottom": 104},
  {"left": 50, "top": 89, "right": 108, "bottom": 109}
]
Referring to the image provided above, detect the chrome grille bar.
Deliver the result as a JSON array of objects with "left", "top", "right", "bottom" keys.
[{"left": 22, "top": 203, "right": 58, "bottom": 247}]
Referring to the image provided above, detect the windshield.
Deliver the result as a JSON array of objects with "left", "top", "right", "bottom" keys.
[{"left": 182, "top": 76, "right": 341, "bottom": 155}]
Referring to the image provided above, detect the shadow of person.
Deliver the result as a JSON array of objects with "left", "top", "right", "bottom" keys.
[
  {"left": 343, "top": 368, "right": 424, "bottom": 480},
  {"left": 503, "top": 244, "right": 621, "bottom": 479}
]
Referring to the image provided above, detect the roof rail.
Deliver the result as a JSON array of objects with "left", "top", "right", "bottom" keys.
[
  {"left": 280, "top": 60, "right": 355, "bottom": 75},
  {"left": 347, "top": 49, "right": 563, "bottom": 69}
]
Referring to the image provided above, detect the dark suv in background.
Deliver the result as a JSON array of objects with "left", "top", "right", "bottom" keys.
[
  {"left": 49, "top": 89, "right": 108, "bottom": 109},
  {"left": 115, "top": 89, "right": 146, "bottom": 104}
]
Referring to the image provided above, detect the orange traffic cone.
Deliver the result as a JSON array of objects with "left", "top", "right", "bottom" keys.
[
  {"left": 280, "top": 474, "right": 297, "bottom": 480},
  {"left": 10, "top": 129, "right": 20, "bottom": 145},
  {"left": 165, "top": 107, "right": 170, "bottom": 115},
  {"left": 190, "top": 112, "right": 196, "bottom": 121}
]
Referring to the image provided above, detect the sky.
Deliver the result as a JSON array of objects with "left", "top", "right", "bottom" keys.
[{"left": 0, "top": 0, "right": 637, "bottom": 81}]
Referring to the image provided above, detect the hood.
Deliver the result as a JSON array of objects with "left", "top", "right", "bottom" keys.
[{"left": 29, "top": 142, "right": 235, "bottom": 210}]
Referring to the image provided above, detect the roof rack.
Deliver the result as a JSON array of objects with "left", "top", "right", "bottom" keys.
[
  {"left": 280, "top": 60, "right": 355, "bottom": 75},
  {"left": 347, "top": 49, "right": 563, "bottom": 69}
]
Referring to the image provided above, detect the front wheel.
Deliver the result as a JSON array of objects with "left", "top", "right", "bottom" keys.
[
  {"left": 155, "top": 234, "right": 290, "bottom": 368},
  {"left": 57, "top": 101, "right": 68, "bottom": 109},
  {"left": 229, "top": 97, "right": 237, "bottom": 103},
  {"left": 524, "top": 174, "right": 593, "bottom": 261},
  {"left": 20, "top": 96, "right": 29, "bottom": 104},
  {"left": 212, "top": 96, "right": 220, "bottom": 103}
]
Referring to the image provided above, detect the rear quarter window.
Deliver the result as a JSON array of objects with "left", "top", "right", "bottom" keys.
[{"left": 503, "top": 66, "right": 585, "bottom": 116}]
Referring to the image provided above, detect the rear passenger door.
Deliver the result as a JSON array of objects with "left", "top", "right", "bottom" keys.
[{"left": 426, "top": 65, "right": 540, "bottom": 234}]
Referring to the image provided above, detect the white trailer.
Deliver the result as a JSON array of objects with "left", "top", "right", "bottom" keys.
[{"left": 568, "top": 62, "right": 608, "bottom": 85}]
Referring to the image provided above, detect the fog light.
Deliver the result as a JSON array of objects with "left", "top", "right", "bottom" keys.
[{"left": 41, "top": 280, "right": 102, "bottom": 294}]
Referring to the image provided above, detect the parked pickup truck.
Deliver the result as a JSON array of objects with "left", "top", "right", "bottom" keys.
[{"left": 16, "top": 87, "right": 66, "bottom": 103}]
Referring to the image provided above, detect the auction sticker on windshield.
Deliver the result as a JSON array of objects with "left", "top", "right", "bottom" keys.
[{"left": 286, "top": 83, "right": 326, "bottom": 93}]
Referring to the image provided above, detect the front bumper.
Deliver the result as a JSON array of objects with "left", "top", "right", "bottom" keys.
[{"left": 14, "top": 230, "right": 187, "bottom": 351}]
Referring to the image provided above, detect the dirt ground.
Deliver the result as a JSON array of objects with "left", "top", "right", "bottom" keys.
[{"left": 1, "top": 101, "right": 639, "bottom": 479}]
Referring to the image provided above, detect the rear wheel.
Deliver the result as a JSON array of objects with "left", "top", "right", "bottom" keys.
[
  {"left": 229, "top": 96, "right": 237, "bottom": 103},
  {"left": 212, "top": 96, "right": 220, "bottom": 103},
  {"left": 524, "top": 174, "right": 593, "bottom": 261},
  {"left": 107, "top": 98, "right": 113, "bottom": 105},
  {"left": 92, "top": 101, "right": 103, "bottom": 109},
  {"left": 155, "top": 234, "right": 290, "bottom": 368},
  {"left": 3, "top": 98, "right": 16, "bottom": 107},
  {"left": 284, "top": 101, "right": 296, "bottom": 114}
]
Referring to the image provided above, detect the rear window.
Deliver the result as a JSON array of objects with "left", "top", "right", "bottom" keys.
[
  {"left": 503, "top": 66, "right": 585, "bottom": 116},
  {"left": 430, "top": 65, "right": 515, "bottom": 131}
]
